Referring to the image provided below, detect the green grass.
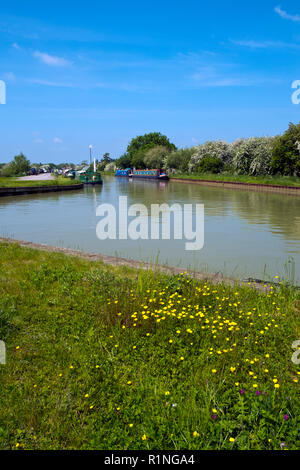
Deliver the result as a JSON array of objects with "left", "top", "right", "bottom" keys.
[
  {"left": 0, "top": 242, "right": 299, "bottom": 450},
  {"left": 171, "top": 173, "right": 300, "bottom": 187},
  {"left": 0, "top": 176, "right": 81, "bottom": 188}
]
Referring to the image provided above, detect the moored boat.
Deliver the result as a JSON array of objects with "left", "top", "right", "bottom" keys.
[
  {"left": 131, "top": 169, "right": 169, "bottom": 180},
  {"left": 79, "top": 169, "right": 102, "bottom": 185},
  {"left": 115, "top": 168, "right": 131, "bottom": 177}
]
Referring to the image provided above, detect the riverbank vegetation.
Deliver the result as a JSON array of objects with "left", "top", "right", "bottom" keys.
[
  {"left": 2, "top": 122, "right": 300, "bottom": 186},
  {"left": 170, "top": 173, "right": 300, "bottom": 187},
  {"left": 0, "top": 241, "right": 299, "bottom": 450},
  {"left": 114, "top": 123, "right": 300, "bottom": 183},
  {"left": 0, "top": 176, "right": 80, "bottom": 188}
]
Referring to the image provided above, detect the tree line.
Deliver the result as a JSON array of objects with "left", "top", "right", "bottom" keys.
[
  {"left": 113, "top": 123, "right": 300, "bottom": 176},
  {"left": 1, "top": 122, "right": 300, "bottom": 177}
]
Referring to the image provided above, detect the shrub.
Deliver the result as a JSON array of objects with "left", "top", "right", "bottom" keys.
[
  {"left": 0, "top": 153, "right": 30, "bottom": 177},
  {"left": 115, "top": 153, "right": 132, "bottom": 169},
  {"left": 196, "top": 155, "right": 224, "bottom": 174},
  {"left": 166, "top": 148, "right": 195, "bottom": 172},
  {"left": 189, "top": 140, "right": 233, "bottom": 171},
  {"left": 232, "top": 137, "right": 274, "bottom": 175},
  {"left": 143, "top": 146, "right": 169, "bottom": 169},
  {"left": 271, "top": 123, "right": 300, "bottom": 176}
]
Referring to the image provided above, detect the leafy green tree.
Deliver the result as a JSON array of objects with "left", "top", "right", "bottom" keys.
[
  {"left": 127, "top": 132, "right": 176, "bottom": 161},
  {"left": 98, "top": 153, "right": 114, "bottom": 171},
  {"left": 131, "top": 149, "right": 147, "bottom": 169},
  {"left": 143, "top": 146, "right": 169, "bottom": 169},
  {"left": 196, "top": 155, "right": 224, "bottom": 174},
  {"left": 1, "top": 153, "right": 30, "bottom": 176},
  {"left": 166, "top": 148, "right": 195, "bottom": 172},
  {"left": 115, "top": 153, "right": 132, "bottom": 169},
  {"left": 271, "top": 123, "right": 300, "bottom": 176}
]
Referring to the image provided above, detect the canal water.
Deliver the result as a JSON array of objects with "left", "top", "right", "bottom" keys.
[{"left": 0, "top": 176, "right": 300, "bottom": 284}]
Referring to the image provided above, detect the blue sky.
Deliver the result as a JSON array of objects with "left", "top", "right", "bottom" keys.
[{"left": 1, "top": 0, "right": 300, "bottom": 164}]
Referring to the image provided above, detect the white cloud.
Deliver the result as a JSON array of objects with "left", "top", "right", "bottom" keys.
[
  {"left": 33, "top": 51, "right": 71, "bottom": 67},
  {"left": 231, "top": 39, "right": 300, "bottom": 49},
  {"left": 274, "top": 6, "right": 300, "bottom": 23},
  {"left": 34, "top": 138, "right": 44, "bottom": 144},
  {"left": 53, "top": 137, "right": 63, "bottom": 144},
  {"left": 12, "top": 42, "right": 21, "bottom": 50}
]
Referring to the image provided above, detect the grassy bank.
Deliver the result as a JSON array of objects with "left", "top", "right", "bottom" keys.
[
  {"left": 0, "top": 177, "right": 80, "bottom": 188},
  {"left": 171, "top": 173, "right": 300, "bottom": 187},
  {"left": 0, "top": 241, "right": 299, "bottom": 450}
]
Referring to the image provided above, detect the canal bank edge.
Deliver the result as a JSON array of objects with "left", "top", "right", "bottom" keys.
[
  {"left": 0, "top": 237, "right": 275, "bottom": 292},
  {"left": 170, "top": 177, "right": 300, "bottom": 195},
  {"left": 0, "top": 183, "right": 84, "bottom": 197}
]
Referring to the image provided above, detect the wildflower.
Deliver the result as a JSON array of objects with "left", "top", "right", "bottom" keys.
[
  {"left": 274, "top": 384, "right": 280, "bottom": 389},
  {"left": 239, "top": 389, "right": 245, "bottom": 395},
  {"left": 211, "top": 369, "right": 217, "bottom": 374},
  {"left": 142, "top": 434, "right": 147, "bottom": 441},
  {"left": 129, "top": 423, "right": 133, "bottom": 428},
  {"left": 255, "top": 390, "right": 261, "bottom": 396},
  {"left": 229, "top": 437, "right": 235, "bottom": 443},
  {"left": 212, "top": 414, "right": 217, "bottom": 420},
  {"left": 193, "top": 431, "right": 199, "bottom": 437},
  {"left": 84, "top": 394, "right": 89, "bottom": 398},
  {"left": 283, "top": 414, "right": 289, "bottom": 421},
  {"left": 165, "top": 391, "right": 170, "bottom": 396}
]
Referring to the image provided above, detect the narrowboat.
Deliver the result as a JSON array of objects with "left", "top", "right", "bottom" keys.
[
  {"left": 79, "top": 169, "right": 102, "bottom": 185},
  {"left": 131, "top": 169, "right": 169, "bottom": 180},
  {"left": 79, "top": 156, "right": 103, "bottom": 185},
  {"left": 115, "top": 168, "right": 131, "bottom": 177}
]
